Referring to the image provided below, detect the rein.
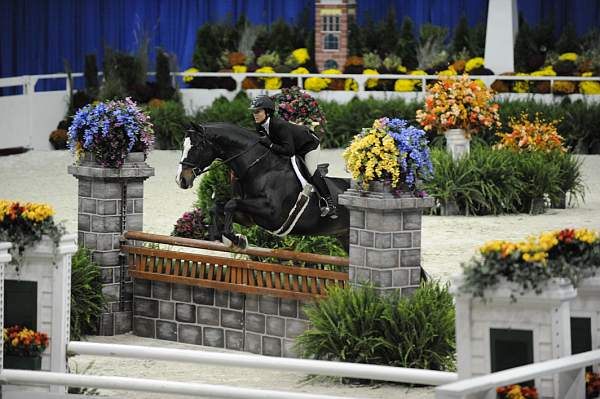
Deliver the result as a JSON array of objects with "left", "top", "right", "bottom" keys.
[{"left": 181, "top": 141, "right": 269, "bottom": 178}]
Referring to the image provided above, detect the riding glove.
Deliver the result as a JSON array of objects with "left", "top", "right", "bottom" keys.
[{"left": 258, "top": 136, "right": 273, "bottom": 148}]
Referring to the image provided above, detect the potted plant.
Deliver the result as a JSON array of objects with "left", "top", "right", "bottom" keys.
[
  {"left": 67, "top": 97, "right": 154, "bottom": 168},
  {"left": 48, "top": 128, "right": 68, "bottom": 150},
  {"left": 3, "top": 325, "right": 49, "bottom": 370},
  {"left": 271, "top": 86, "right": 327, "bottom": 138},
  {"left": 0, "top": 200, "right": 64, "bottom": 268},
  {"left": 416, "top": 74, "right": 501, "bottom": 160},
  {"left": 343, "top": 117, "right": 433, "bottom": 195},
  {"left": 497, "top": 384, "right": 539, "bottom": 399},
  {"left": 459, "top": 228, "right": 600, "bottom": 301}
]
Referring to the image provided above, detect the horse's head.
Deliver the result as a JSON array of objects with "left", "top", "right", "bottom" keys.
[{"left": 176, "top": 124, "right": 218, "bottom": 189}]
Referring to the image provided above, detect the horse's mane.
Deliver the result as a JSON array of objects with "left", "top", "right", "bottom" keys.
[{"left": 202, "top": 122, "right": 256, "bottom": 147}]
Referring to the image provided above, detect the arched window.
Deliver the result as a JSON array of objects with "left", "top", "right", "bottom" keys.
[
  {"left": 324, "top": 33, "right": 339, "bottom": 50},
  {"left": 324, "top": 59, "right": 338, "bottom": 70}
]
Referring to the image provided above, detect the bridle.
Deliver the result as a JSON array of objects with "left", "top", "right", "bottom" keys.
[{"left": 180, "top": 136, "right": 270, "bottom": 180}]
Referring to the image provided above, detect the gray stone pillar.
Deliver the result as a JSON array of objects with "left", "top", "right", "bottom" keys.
[
  {"left": 68, "top": 152, "right": 154, "bottom": 335},
  {"left": 338, "top": 186, "right": 433, "bottom": 296}
]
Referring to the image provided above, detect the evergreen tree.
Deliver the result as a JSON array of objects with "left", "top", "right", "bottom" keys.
[
  {"left": 269, "top": 19, "right": 294, "bottom": 60},
  {"left": 451, "top": 15, "right": 471, "bottom": 57},
  {"left": 556, "top": 23, "right": 580, "bottom": 54},
  {"left": 514, "top": 14, "right": 537, "bottom": 72},
  {"left": 362, "top": 15, "right": 381, "bottom": 58},
  {"left": 468, "top": 22, "right": 486, "bottom": 57},
  {"left": 532, "top": 18, "right": 555, "bottom": 54},
  {"left": 84, "top": 54, "right": 98, "bottom": 96},
  {"left": 347, "top": 17, "right": 363, "bottom": 56},
  {"left": 155, "top": 48, "right": 174, "bottom": 100},
  {"left": 397, "top": 16, "right": 418, "bottom": 69},
  {"left": 378, "top": 6, "right": 398, "bottom": 57}
]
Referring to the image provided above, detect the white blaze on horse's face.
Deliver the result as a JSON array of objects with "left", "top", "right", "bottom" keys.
[{"left": 176, "top": 137, "right": 194, "bottom": 189}]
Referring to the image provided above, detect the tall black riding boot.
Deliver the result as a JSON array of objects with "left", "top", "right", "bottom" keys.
[{"left": 310, "top": 171, "right": 338, "bottom": 219}]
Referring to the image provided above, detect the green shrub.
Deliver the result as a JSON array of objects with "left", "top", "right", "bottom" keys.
[
  {"left": 381, "top": 281, "right": 455, "bottom": 370},
  {"left": 194, "top": 160, "right": 233, "bottom": 221},
  {"left": 513, "top": 151, "right": 561, "bottom": 214},
  {"left": 547, "top": 151, "right": 586, "bottom": 205},
  {"left": 296, "top": 281, "right": 455, "bottom": 372},
  {"left": 70, "top": 248, "right": 105, "bottom": 341},
  {"left": 192, "top": 92, "right": 254, "bottom": 129},
  {"left": 295, "top": 285, "right": 387, "bottom": 364},
  {"left": 147, "top": 101, "right": 188, "bottom": 150}
]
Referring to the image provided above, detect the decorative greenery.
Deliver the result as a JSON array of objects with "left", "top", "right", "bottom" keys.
[
  {"left": 70, "top": 247, "right": 105, "bottom": 341},
  {"left": 461, "top": 228, "right": 600, "bottom": 300},
  {"left": 343, "top": 118, "right": 433, "bottom": 190},
  {"left": 3, "top": 325, "right": 49, "bottom": 357},
  {"left": 0, "top": 200, "right": 65, "bottom": 268},
  {"left": 146, "top": 100, "right": 188, "bottom": 150},
  {"left": 172, "top": 208, "right": 209, "bottom": 239},
  {"left": 295, "top": 281, "right": 455, "bottom": 372},
  {"left": 155, "top": 48, "right": 176, "bottom": 101},
  {"left": 272, "top": 86, "right": 327, "bottom": 137},
  {"left": 416, "top": 75, "right": 501, "bottom": 137},
  {"left": 68, "top": 98, "right": 154, "bottom": 168},
  {"left": 194, "top": 160, "right": 233, "bottom": 221}
]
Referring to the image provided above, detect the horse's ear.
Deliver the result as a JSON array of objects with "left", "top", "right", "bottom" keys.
[{"left": 188, "top": 121, "right": 203, "bottom": 134}]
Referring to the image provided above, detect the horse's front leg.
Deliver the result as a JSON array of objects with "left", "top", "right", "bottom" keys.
[{"left": 221, "top": 197, "right": 271, "bottom": 249}]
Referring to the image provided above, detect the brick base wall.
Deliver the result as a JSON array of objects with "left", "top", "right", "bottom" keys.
[{"left": 133, "top": 279, "right": 311, "bottom": 357}]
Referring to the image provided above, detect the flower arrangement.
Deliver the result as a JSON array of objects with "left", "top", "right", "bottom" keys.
[
  {"left": 416, "top": 75, "right": 501, "bottom": 137},
  {"left": 580, "top": 72, "right": 600, "bottom": 94},
  {"left": 49, "top": 129, "right": 68, "bottom": 150},
  {"left": 304, "top": 77, "right": 329, "bottom": 92},
  {"left": 0, "top": 200, "right": 64, "bottom": 267},
  {"left": 291, "top": 48, "right": 310, "bottom": 65},
  {"left": 394, "top": 70, "right": 427, "bottom": 92},
  {"left": 172, "top": 208, "right": 208, "bottom": 239},
  {"left": 271, "top": 86, "right": 327, "bottom": 137},
  {"left": 559, "top": 52, "right": 578, "bottom": 62},
  {"left": 343, "top": 117, "right": 433, "bottom": 191},
  {"left": 461, "top": 228, "right": 600, "bottom": 300},
  {"left": 495, "top": 113, "right": 566, "bottom": 153},
  {"left": 182, "top": 67, "right": 199, "bottom": 83},
  {"left": 68, "top": 98, "right": 154, "bottom": 168},
  {"left": 3, "top": 325, "right": 49, "bottom": 357},
  {"left": 496, "top": 384, "right": 538, "bottom": 399},
  {"left": 586, "top": 371, "right": 600, "bottom": 399},
  {"left": 232, "top": 65, "right": 247, "bottom": 73},
  {"left": 465, "top": 57, "right": 484, "bottom": 73},
  {"left": 255, "top": 66, "right": 281, "bottom": 90},
  {"left": 363, "top": 68, "right": 379, "bottom": 89}
]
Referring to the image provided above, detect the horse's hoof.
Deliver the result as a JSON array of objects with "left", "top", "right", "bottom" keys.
[{"left": 222, "top": 235, "right": 233, "bottom": 248}]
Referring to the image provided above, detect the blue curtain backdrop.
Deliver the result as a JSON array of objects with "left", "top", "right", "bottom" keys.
[{"left": 1, "top": 0, "right": 599, "bottom": 90}]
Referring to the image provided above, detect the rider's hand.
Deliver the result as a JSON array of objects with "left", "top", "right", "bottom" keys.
[{"left": 258, "top": 136, "right": 272, "bottom": 148}]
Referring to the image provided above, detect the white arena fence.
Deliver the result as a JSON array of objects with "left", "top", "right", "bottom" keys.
[
  {"left": 435, "top": 349, "right": 600, "bottom": 399},
  {"left": 2, "top": 71, "right": 600, "bottom": 151},
  {"left": 0, "top": 341, "right": 457, "bottom": 398}
]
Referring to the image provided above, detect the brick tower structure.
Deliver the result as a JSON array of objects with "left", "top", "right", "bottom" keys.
[{"left": 314, "top": 0, "right": 356, "bottom": 72}]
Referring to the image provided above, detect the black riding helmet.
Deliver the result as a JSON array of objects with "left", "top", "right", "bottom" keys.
[{"left": 249, "top": 95, "right": 275, "bottom": 115}]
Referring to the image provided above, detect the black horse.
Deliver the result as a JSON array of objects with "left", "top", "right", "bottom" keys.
[{"left": 176, "top": 122, "right": 350, "bottom": 248}]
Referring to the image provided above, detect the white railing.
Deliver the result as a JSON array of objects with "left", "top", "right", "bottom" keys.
[
  {"left": 435, "top": 349, "right": 600, "bottom": 399},
  {"left": 0, "top": 341, "right": 457, "bottom": 398},
  {"left": 68, "top": 341, "right": 457, "bottom": 385}
]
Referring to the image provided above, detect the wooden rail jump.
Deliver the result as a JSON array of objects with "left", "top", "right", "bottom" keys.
[{"left": 123, "top": 231, "right": 349, "bottom": 301}]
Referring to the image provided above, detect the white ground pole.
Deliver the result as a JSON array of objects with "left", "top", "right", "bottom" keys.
[{"left": 485, "top": 0, "right": 518, "bottom": 74}]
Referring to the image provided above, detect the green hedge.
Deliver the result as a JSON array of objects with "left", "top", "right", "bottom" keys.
[
  {"left": 295, "top": 281, "right": 455, "bottom": 372},
  {"left": 423, "top": 146, "right": 585, "bottom": 215},
  {"left": 171, "top": 94, "right": 600, "bottom": 153}
]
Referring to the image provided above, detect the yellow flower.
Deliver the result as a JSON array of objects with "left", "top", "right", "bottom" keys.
[
  {"left": 292, "top": 48, "right": 310, "bottom": 64},
  {"left": 513, "top": 73, "right": 530, "bottom": 93},
  {"left": 438, "top": 69, "right": 457, "bottom": 76},
  {"left": 344, "top": 78, "right": 358, "bottom": 91},
  {"left": 397, "top": 65, "right": 408, "bottom": 73},
  {"left": 531, "top": 67, "right": 556, "bottom": 77},
  {"left": 465, "top": 57, "right": 484, "bottom": 72},
  {"left": 305, "top": 77, "right": 329, "bottom": 92},
  {"left": 580, "top": 72, "right": 600, "bottom": 94},
  {"left": 232, "top": 65, "right": 247, "bottom": 73},
  {"left": 363, "top": 69, "right": 379, "bottom": 89},
  {"left": 559, "top": 52, "right": 578, "bottom": 62},
  {"left": 256, "top": 67, "right": 281, "bottom": 90},
  {"left": 182, "top": 67, "right": 199, "bottom": 83},
  {"left": 291, "top": 67, "right": 309, "bottom": 74},
  {"left": 574, "top": 228, "right": 599, "bottom": 244}
]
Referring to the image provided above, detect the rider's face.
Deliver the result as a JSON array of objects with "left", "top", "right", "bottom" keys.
[{"left": 252, "top": 109, "right": 267, "bottom": 124}]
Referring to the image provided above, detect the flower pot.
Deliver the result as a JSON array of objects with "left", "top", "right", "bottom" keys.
[
  {"left": 3, "top": 354, "right": 42, "bottom": 370},
  {"left": 441, "top": 199, "right": 460, "bottom": 216},
  {"left": 444, "top": 129, "right": 470, "bottom": 161},
  {"left": 367, "top": 180, "right": 393, "bottom": 193},
  {"left": 529, "top": 197, "right": 545, "bottom": 215},
  {"left": 551, "top": 192, "right": 567, "bottom": 209}
]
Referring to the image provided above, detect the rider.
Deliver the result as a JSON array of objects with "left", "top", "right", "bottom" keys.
[{"left": 249, "top": 95, "right": 338, "bottom": 219}]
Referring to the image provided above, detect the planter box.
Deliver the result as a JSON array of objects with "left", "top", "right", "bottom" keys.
[
  {"left": 3, "top": 355, "right": 42, "bottom": 371},
  {"left": 452, "top": 276, "right": 577, "bottom": 399}
]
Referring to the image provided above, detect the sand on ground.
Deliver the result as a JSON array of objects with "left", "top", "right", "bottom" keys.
[{"left": 1, "top": 150, "right": 599, "bottom": 398}]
